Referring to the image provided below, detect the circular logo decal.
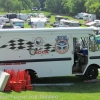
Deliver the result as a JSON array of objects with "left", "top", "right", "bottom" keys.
[
  {"left": 34, "top": 37, "right": 43, "bottom": 47},
  {"left": 55, "top": 39, "right": 69, "bottom": 54}
]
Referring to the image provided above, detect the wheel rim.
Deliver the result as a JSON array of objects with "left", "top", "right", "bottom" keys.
[
  {"left": 88, "top": 69, "right": 96, "bottom": 77},
  {"left": 85, "top": 66, "right": 98, "bottom": 79}
]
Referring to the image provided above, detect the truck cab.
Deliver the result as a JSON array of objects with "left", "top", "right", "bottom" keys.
[{"left": 72, "top": 33, "right": 100, "bottom": 79}]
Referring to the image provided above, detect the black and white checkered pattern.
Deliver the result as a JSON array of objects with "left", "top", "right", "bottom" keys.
[
  {"left": 43, "top": 43, "right": 55, "bottom": 52},
  {"left": 0, "top": 38, "right": 55, "bottom": 52}
]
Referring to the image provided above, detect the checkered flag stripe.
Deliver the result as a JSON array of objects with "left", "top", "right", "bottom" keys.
[
  {"left": 0, "top": 38, "right": 55, "bottom": 52},
  {"left": 43, "top": 43, "right": 55, "bottom": 52},
  {"left": 0, "top": 38, "right": 35, "bottom": 50},
  {"left": 28, "top": 43, "right": 55, "bottom": 52}
]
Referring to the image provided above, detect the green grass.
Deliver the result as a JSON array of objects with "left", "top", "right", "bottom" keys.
[
  {"left": 24, "top": 23, "right": 31, "bottom": 28},
  {"left": 21, "top": 10, "right": 51, "bottom": 15},
  {"left": 0, "top": 75, "right": 100, "bottom": 100},
  {"left": 0, "top": 12, "right": 8, "bottom": 14}
]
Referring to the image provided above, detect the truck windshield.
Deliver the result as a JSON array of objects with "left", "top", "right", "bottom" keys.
[{"left": 89, "top": 35, "right": 99, "bottom": 52}]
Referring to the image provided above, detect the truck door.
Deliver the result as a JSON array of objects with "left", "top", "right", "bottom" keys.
[{"left": 72, "top": 35, "right": 89, "bottom": 73}]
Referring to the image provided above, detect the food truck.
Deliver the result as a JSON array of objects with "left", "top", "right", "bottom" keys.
[{"left": 0, "top": 27, "right": 99, "bottom": 83}]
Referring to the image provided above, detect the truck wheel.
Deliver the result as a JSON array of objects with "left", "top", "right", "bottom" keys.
[
  {"left": 26, "top": 70, "right": 37, "bottom": 84},
  {"left": 85, "top": 66, "right": 98, "bottom": 80}
]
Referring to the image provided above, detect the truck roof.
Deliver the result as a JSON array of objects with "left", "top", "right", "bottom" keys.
[
  {"left": 60, "top": 19, "right": 79, "bottom": 23},
  {"left": 0, "top": 27, "right": 93, "bottom": 31},
  {"left": 10, "top": 18, "right": 24, "bottom": 22},
  {"left": 0, "top": 27, "right": 93, "bottom": 32}
]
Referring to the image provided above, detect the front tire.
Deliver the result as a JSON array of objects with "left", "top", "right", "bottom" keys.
[{"left": 85, "top": 66, "right": 98, "bottom": 80}]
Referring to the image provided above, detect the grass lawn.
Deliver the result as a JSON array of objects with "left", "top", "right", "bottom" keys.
[{"left": 0, "top": 75, "right": 100, "bottom": 100}]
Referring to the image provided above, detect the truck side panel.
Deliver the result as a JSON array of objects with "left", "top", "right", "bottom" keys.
[{"left": 0, "top": 31, "right": 73, "bottom": 77}]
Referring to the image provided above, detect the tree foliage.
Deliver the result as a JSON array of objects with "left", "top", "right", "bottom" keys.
[
  {"left": 39, "top": 0, "right": 45, "bottom": 8},
  {"left": 0, "top": 0, "right": 100, "bottom": 18},
  {"left": 45, "top": 0, "right": 86, "bottom": 15},
  {"left": 67, "top": 0, "right": 86, "bottom": 15},
  {"left": 44, "top": 0, "right": 100, "bottom": 18},
  {"left": 0, "top": 0, "right": 40, "bottom": 12},
  {"left": 45, "top": 0, "right": 63, "bottom": 14},
  {"left": 85, "top": 0, "right": 100, "bottom": 17}
]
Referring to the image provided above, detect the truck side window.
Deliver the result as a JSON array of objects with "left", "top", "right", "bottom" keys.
[{"left": 89, "top": 35, "right": 99, "bottom": 52}]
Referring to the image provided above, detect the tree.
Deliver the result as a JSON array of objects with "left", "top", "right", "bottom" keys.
[
  {"left": 0, "top": 0, "right": 34, "bottom": 12},
  {"left": 31, "top": 0, "right": 41, "bottom": 8},
  {"left": 13, "top": 0, "right": 22, "bottom": 13},
  {"left": 0, "top": 0, "right": 14, "bottom": 12},
  {"left": 45, "top": 0, "right": 63, "bottom": 14},
  {"left": 67, "top": 0, "right": 86, "bottom": 15},
  {"left": 39, "top": 0, "right": 46, "bottom": 8},
  {"left": 61, "top": 0, "right": 69, "bottom": 15},
  {"left": 85, "top": 0, "right": 100, "bottom": 18},
  {"left": 19, "top": 0, "right": 34, "bottom": 10},
  {"left": 85, "top": 0, "right": 96, "bottom": 13}
]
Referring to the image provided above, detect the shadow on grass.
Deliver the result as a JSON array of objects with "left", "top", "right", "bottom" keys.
[{"left": 33, "top": 75, "right": 100, "bottom": 93}]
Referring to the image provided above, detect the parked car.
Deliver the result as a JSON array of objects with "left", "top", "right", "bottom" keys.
[
  {"left": 96, "top": 24, "right": 100, "bottom": 27},
  {"left": 74, "top": 15, "right": 80, "bottom": 19},
  {"left": 6, "top": 13, "right": 17, "bottom": 19},
  {"left": 33, "top": 13, "right": 38, "bottom": 17},
  {"left": 51, "top": 22, "right": 60, "bottom": 27},
  {"left": 0, "top": 17, "right": 9, "bottom": 24},
  {"left": 32, "top": 7, "right": 38, "bottom": 11},
  {"left": 0, "top": 24, "right": 21, "bottom": 29},
  {"left": 38, "top": 13, "right": 45, "bottom": 18},
  {"left": 46, "top": 14, "right": 51, "bottom": 18}
]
